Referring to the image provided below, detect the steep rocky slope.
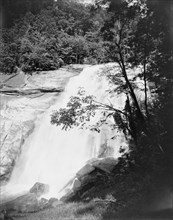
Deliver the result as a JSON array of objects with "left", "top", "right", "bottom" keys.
[{"left": 0, "top": 65, "right": 85, "bottom": 182}]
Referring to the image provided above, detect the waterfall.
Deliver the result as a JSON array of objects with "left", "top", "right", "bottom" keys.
[{"left": 1, "top": 64, "right": 127, "bottom": 201}]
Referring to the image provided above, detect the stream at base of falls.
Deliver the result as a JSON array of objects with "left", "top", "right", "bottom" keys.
[{"left": 0, "top": 64, "right": 128, "bottom": 202}]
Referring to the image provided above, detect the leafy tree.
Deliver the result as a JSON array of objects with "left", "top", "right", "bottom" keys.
[
  {"left": 51, "top": 0, "right": 173, "bottom": 177},
  {"left": 0, "top": 0, "right": 103, "bottom": 73},
  {"left": 1, "top": 0, "right": 54, "bottom": 28}
]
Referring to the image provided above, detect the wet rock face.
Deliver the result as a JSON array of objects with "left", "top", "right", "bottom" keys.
[
  {"left": 61, "top": 157, "right": 118, "bottom": 202},
  {"left": 0, "top": 120, "right": 35, "bottom": 181},
  {"left": 0, "top": 66, "right": 83, "bottom": 181},
  {"left": 76, "top": 164, "right": 95, "bottom": 180},
  {"left": 90, "top": 157, "right": 118, "bottom": 173}
]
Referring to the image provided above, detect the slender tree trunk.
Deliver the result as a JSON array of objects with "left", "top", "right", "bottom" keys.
[
  {"left": 76, "top": 53, "right": 78, "bottom": 63},
  {"left": 143, "top": 61, "right": 149, "bottom": 118},
  {"left": 118, "top": 50, "right": 145, "bottom": 123}
]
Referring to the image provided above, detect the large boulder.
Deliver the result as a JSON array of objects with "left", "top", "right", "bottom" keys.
[
  {"left": 76, "top": 164, "right": 95, "bottom": 180},
  {"left": 62, "top": 157, "right": 119, "bottom": 202},
  {"left": 90, "top": 157, "right": 118, "bottom": 173},
  {"left": 60, "top": 189, "right": 76, "bottom": 202},
  {"left": 73, "top": 178, "right": 82, "bottom": 191},
  {"left": 29, "top": 182, "right": 49, "bottom": 197}
]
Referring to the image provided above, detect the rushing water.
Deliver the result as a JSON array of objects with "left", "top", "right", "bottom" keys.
[{"left": 1, "top": 64, "right": 127, "bottom": 201}]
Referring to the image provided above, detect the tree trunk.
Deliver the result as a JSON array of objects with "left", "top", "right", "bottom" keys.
[
  {"left": 143, "top": 61, "right": 149, "bottom": 119},
  {"left": 118, "top": 50, "right": 145, "bottom": 123}
]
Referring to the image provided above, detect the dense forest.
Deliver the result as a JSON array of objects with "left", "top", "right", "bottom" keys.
[
  {"left": 49, "top": 0, "right": 173, "bottom": 188},
  {"left": 0, "top": 0, "right": 173, "bottom": 215},
  {"left": 0, "top": 0, "right": 108, "bottom": 73}
]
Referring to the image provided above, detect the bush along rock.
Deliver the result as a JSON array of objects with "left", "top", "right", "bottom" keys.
[{"left": 61, "top": 157, "right": 118, "bottom": 202}]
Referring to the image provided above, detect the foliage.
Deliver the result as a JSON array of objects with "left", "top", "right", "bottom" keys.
[
  {"left": 1, "top": 0, "right": 54, "bottom": 28},
  {"left": 94, "top": 0, "right": 173, "bottom": 168},
  {"left": 0, "top": 0, "right": 105, "bottom": 73},
  {"left": 51, "top": 87, "right": 129, "bottom": 135},
  {"left": 51, "top": 92, "right": 95, "bottom": 130},
  {"left": 51, "top": 0, "right": 173, "bottom": 178}
]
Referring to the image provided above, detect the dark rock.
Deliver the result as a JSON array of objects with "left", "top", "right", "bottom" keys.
[
  {"left": 62, "top": 170, "right": 106, "bottom": 202},
  {"left": 90, "top": 157, "right": 118, "bottom": 174},
  {"left": 76, "top": 164, "right": 95, "bottom": 180},
  {"left": 73, "top": 178, "right": 82, "bottom": 192},
  {"left": 0, "top": 87, "right": 63, "bottom": 96},
  {"left": 29, "top": 182, "right": 49, "bottom": 197},
  {"left": 60, "top": 190, "right": 75, "bottom": 202},
  {"left": 62, "top": 157, "right": 119, "bottom": 202}
]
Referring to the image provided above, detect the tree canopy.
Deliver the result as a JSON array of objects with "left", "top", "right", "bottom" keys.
[
  {"left": 50, "top": 0, "right": 173, "bottom": 180},
  {"left": 0, "top": 0, "right": 108, "bottom": 73}
]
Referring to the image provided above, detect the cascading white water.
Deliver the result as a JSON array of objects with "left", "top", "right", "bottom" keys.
[{"left": 1, "top": 64, "right": 127, "bottom": 201}]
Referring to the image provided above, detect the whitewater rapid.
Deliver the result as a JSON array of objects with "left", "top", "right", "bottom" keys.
[{"left": 1, "top": 64, "right": 128, "bottom": 201}]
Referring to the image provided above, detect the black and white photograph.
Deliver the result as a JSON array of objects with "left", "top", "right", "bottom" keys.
[{"left": 0, "top": 0, "right": 173, "bottom": 219}]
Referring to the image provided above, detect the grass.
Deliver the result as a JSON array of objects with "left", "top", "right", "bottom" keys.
[
  {"left": 13, "top": 201, "right": 107, "bottom": 220},
  {"left": 8, "top": 173, "right": 154, "bottom": 219},
  {"left": 11, "top": 199, "right": 173, "bottom": 220}
]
